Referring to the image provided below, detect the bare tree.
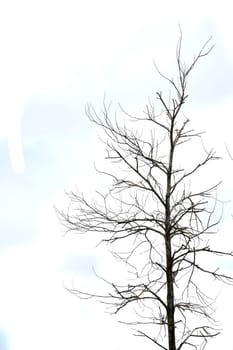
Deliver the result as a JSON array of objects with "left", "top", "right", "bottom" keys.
[{"left": 58, "top": 34, "right": 233, "bottom": 350}]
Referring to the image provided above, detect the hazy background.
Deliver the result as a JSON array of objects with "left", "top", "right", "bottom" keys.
[{"left": 1, "top": 0, "right": 233, "bottom": 349}]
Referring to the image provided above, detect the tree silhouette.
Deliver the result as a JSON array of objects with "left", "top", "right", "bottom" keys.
[{"left": 58, "top": 33, "right": 233, "bottom": 350}]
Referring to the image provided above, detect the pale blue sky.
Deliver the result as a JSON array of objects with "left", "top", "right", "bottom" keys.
[{"left": 1, "top": 1, "right": 233, "bottom": 349}]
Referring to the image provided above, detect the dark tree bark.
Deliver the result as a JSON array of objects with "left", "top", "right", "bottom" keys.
[{"left": 57, "top": 33, "right": 233, "bottom": 350}]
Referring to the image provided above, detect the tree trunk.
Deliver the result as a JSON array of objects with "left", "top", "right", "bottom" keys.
[
  {"left": 166, "top": 130, "right": 176, "bottom": 350},
  {"left": 166, "top": 236, "right": 176, "bottom": 350}
]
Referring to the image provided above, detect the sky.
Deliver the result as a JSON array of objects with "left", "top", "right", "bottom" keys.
[{"left": 1, "top": 0, "right": 233, "bottom": 349}]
